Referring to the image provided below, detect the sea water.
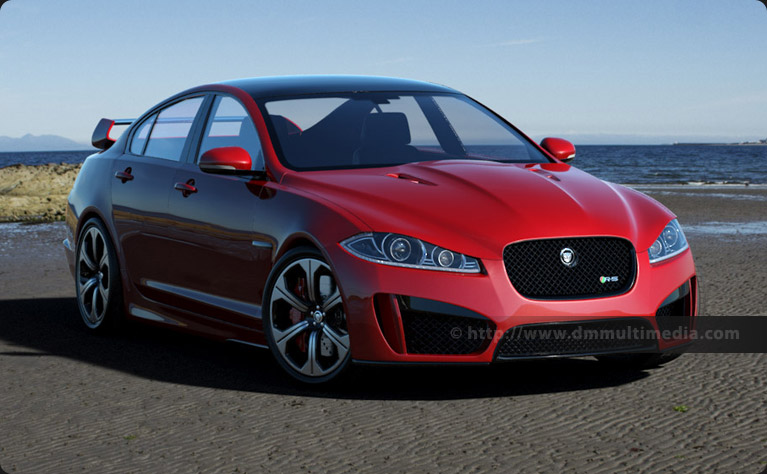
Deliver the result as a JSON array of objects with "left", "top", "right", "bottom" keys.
[{"left": 1, "top": 145, "right": 766, "bottom": 185}]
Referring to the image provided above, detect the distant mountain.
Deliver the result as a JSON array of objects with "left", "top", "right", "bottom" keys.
[{"left": 0, "top": 134, "right": 90, "bottom": 152}]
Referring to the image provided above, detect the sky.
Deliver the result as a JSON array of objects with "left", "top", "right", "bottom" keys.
[{"left": 0, "top": 0, "right": 766, "bottom": 145}]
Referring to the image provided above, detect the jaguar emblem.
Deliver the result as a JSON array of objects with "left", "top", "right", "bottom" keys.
[{"left": 560, "top": 248, "right": 576, "bottom": 267}]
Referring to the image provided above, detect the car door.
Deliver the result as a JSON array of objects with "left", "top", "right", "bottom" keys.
[
  {"left": 161, "top": 94, "right": 273, "bottom": 330},
  {"left": 111, "top": 95, "right": 206, "bottom": 303}
]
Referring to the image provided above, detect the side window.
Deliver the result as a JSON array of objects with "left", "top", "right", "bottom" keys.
[
  {"left": 129, "top": 114, "right": 156, "bottom": 155},
  {"left": 143, "top": 97, "right": 204, "bottom": 161},
  {"left": 198, "top": 96, "right": 265, "bottom": 171}
]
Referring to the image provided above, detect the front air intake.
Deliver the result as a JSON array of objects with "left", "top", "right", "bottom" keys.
[
  {"left": 397, "top": 296, "right": 494, "bottom": 355},
  {"left": 495, "top": 318, "right": 658, "bottom": 360}
]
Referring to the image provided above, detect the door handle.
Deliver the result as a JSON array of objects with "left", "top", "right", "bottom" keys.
[
  {"left": 114, "top": 168, "right": 133, "bottom": 182},
  {"left": 174, "top": 180, "right": 197, "bottom": 197}
]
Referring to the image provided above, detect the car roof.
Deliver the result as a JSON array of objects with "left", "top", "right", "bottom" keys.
[{"left": 215, "top": 75, "right": 460, "bottom": 99}]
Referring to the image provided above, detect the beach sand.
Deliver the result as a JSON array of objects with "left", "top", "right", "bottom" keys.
[{"left": 0, "top": 184, "right": 765, "bottom": 472}]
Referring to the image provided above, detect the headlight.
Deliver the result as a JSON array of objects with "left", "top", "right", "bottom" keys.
[
  {"left": 341, "top": 233, "right": 481, "bottom": 273},
  {"left": 648, "top": 219, "right": 689, "bottom": 264}
]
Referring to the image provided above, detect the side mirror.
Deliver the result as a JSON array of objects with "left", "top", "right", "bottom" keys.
[
  {"left": 199, "top": 147, "right": 253, "bottom": 174},
  {"left": 540, "top": 137, "right": 576, "bottom": 162}
]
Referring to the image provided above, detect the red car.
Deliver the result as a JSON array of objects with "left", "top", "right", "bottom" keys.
[{"left": 64, "top": 76, "right": 698, "bottom": 383}]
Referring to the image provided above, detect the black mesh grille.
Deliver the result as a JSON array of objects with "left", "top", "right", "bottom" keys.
[
  {"left": 495, "top": 318, "right": 657, "bottom": 359},
  {"left": 401, "top": 312, "right": 492, "bottom": 355},
  {"left": 503, "top": 237, "right": 636, "bottom": 299},
  {"left": 656, "top": 282, "right": 693, "bottom": 338}
]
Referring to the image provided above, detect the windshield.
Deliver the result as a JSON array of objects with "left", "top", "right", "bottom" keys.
[{"left": 260, "top": 92, "right": 550, "bottom": 170}]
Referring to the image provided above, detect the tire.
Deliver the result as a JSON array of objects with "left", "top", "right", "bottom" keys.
[
  {"left": 263, "top": 247, "right": 351, "bottom": 383},
  {"left": 75, "top": 217, "right": 123, "bottom": 332},
  {"left": 596, "top": 352, "right": 682, "bottom": 370}
]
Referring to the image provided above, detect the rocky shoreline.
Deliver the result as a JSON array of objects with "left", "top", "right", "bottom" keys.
[{"left": 0, "top": 163, "right": 81, "bottom": 222}]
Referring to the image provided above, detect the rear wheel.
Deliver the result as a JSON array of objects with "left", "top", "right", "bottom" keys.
[
  {"left": 263, "top": 248, "right": 351, "bottom": 383},
  {"left": 75, "top": 218, "right": 123, "bottom": 331}
]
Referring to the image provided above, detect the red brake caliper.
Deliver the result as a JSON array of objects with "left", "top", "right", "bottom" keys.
[{"left": 290, "top": 277, "right": 307, "bottom": 352}]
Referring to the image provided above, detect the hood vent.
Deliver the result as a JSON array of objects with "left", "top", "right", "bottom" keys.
[
  {"left": 385, "top": 173, "right": 435, "bottom": 186},
  {"left": 526, "top": 167, "right": 561, "bottom": 182}
]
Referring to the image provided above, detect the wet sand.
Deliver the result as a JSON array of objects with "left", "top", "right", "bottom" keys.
[{"left": 0, "top": 187, "right": 765, "bottom": 472}]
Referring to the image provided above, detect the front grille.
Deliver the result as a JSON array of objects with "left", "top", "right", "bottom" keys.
[
  {"left": 495, "top": 318, "right": 657, "bottom": 359},
  {"left": 503, "top": 237, "right": 636, "bottom": 299},
  {"left": 400, "top": 307, "right": 493, "bottom": 355}
]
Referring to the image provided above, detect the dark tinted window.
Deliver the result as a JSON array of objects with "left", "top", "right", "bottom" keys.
[
  {"left": 198, "top": 96, "right": 264, "bottom": 171},
  {"left": 262, "top": 93, "right": 549, "bottom": 170},
  {"left": 144, "top": 97, "right": 203, "bottom": 161}
]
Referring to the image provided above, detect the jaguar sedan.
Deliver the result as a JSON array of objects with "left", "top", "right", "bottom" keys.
[{"left": 64, "top": 75, "right": 698, "bottom": 383}]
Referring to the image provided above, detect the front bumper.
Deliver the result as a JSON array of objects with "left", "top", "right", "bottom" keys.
[{"left": 327, "top": 244, "right": 698, "bottom": 364}]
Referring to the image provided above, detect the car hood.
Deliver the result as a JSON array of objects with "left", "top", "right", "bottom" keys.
[{"left": 283, "top": 160, "right": 675, "bottom": 259}]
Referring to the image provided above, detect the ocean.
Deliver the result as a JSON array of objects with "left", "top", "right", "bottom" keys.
[
  {"left": 575, "top": 145, "right": 767, "bottom": 185},
  {"left": 0, "top": 150, "right": 94, "bottom": 169},
  {"left": 1, "top": 145, "right": 766, "bottom": 185}
]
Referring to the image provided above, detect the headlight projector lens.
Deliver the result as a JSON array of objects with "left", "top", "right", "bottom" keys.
[
  {"left": 389, "top": 238, "right": 412, "bottom": 262},
  {"left": 649, "top": 239, "right": 663, "bottom": 259},
  {"left": 662, "top": 225, "right": 678, "bottom": 247},
  {"left": 437, "top": 249, "right": 455, "bottom": 267}
]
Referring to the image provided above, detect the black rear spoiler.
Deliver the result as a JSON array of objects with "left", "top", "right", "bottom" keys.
[{"left": 92, "top": 118, "right": 135, "bottom": 150}]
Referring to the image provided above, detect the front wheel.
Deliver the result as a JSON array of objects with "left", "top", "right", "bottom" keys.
[{"left": 263, "top": 247, "right": 351, "bottom": 383}]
